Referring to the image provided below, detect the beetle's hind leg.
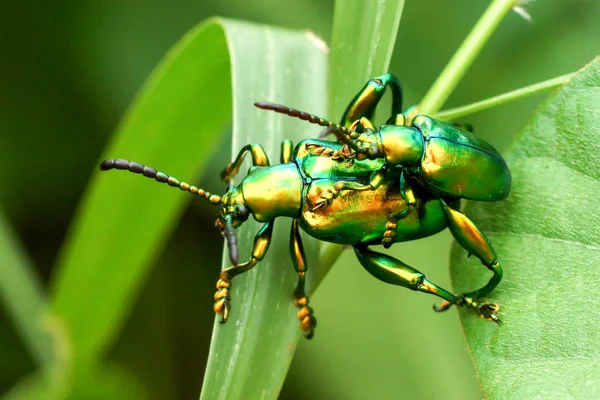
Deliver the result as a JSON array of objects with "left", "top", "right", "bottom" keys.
[
  {"left": 289, "top": 219, "right": 316, "bottom": 338},
  {"left": 353, "top": 245, "right": 461, "bottom": 306},
  {"left": 221, "top": 143, "right": 270, "bottom": 182},
  {"left": 438, "top": 199, "right": 502, "bottom": 324},
  {"left": 214, "top": 221, "right": 274, "bottom": 323}
]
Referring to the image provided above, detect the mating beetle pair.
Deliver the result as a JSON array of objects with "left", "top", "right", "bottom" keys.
[{"left": 101, "top": 73, "right": 510, "bottom": 338}]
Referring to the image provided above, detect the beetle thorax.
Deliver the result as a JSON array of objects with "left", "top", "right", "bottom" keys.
[
  {"left": 379, "top": 125, "right": 424, "bottom": 165},
  {"left": 241, "top": 163, "right": 302, "bottom": 222}
]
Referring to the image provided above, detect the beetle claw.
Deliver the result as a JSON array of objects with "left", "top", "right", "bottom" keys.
[
  {"left": 458, "top": 295, "right": 501, "bottom": 324},
  {"left": 477, "top": 302, "right": 501, "bottom": 325},
  {"left": 433, "top": 299, "right": 454, "bottom": 312}
]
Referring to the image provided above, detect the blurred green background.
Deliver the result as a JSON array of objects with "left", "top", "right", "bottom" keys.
[{"left": 1, "top": 0, "right": 599, "bottom": 399}]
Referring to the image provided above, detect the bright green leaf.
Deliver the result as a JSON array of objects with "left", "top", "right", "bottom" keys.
[
  {"left": 451, "top": 57, "right": 600, "bottom": 398},
  {"left": 329, "top": 0, "right": 405, "bottom": 118},
  {"left": 200, "top": 21, "right": 327, "bottom": 400},
  {"left": 51, "top": 18, "right": 232, "bottom": 362},
  {"left": 0, "top": 212, "right": 52, "bottom": 365}
]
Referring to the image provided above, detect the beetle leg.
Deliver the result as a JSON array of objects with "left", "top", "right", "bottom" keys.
[
  {"left": 382, "top": 172, "right": 417, "bottom": 248},
  {"left": 393, "top": 171, "right": 417, "bottom": 220},
  {"left": 280, "top": 139, "right": 294, "bottom": 163},
  {"left": 338, "top": 73, "right": 403, "bottom": 128},
  {"left": 221, "top": 144, "right": 270, "bottom": 182},
  {"left": 386, "top": 112, "right": 407, "bottom": 126},
  {"left": 312, "top": 167, "right": 387, "bottom": 210},
  {"left": 214, "top": 221, "right": 274, "bottom": 324},
  {"left": 305, "top": 143, "right": 355, "bottom": 167},
  {"left": 348, "top": 117, "right": 376, "bottom": 133},
  {"left": 353, "top": 245, "right": 460, "bottom": 305},
  {"left": 439, "top": 198, "right": 503, "bottom": 324},
  {"left": 289, "top": 219, "right": 316, "bottom": 338}
]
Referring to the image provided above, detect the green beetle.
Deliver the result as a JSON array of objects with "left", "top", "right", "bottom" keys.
[{"left": 101, "top": 74, "right": 508, "bottom": 338}]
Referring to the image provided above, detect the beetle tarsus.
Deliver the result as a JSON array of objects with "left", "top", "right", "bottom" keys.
[
  {"left": 296, "top": 301, "right": 317, "bottom": 339},
  {"left": 382, "top": 219, "right": 397, "bottom": 248},
  {"left": 214, "top": 278, "right": 231, "bottom": 323},
  {"left": 441, "top": 295, "right": 501, "bottom": 324},
  {"left": 475, "top": 301, "right": 501, "bottom": 324}
]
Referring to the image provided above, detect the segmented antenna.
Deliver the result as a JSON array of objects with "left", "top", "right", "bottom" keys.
[
  {"left": 100, "top": 159, "right": 221, "bottom": 204},
  {"left": 254, "top": 102, "right": 358, "bottom": 146}
]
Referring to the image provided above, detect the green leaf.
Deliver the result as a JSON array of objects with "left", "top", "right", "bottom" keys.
[
  {"left": 450, "top": 57, "right": 600, "bottom": 398},
  {"left": 0, "top": 212, "right": 52, "bottom": 365},
  {"left": 1, "top": 363, "right": 145, "bottom": 400},
  {"left": 329, "top": 0, "right": 405, "bottom": 118},
  {"left": 200, "top": 22, "right": 327, "bottom": 400},
  {"left": 51, "top": 18, "right": 232, "bottom": 362}
]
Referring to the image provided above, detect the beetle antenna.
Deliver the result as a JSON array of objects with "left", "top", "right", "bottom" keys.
[
  {"left": 254, "top": 102, "right": 357, "bottom": 145},
  {"left": 100, "top": 159, "right": 221, "bottom": 205}
]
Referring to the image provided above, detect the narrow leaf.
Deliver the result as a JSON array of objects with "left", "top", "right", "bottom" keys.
[
  {"left": 451, "top": 57, "right": 600, "bottom": 398},
  {"left": 329, "top": 0, "right": 404, "bottom": 118},
  {"left": 0, "top": 212, "right": 52, "bottom": 365},
  {"left": 200, "top": 22, "right": 326, "bottom": 399},
  {"left": 51, "top": 18, "right": 232, "bottom": 362}
]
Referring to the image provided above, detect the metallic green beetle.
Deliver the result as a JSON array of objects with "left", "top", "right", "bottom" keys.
[{"left": 100, "top": 74, "right": 509, "bottom": 338}]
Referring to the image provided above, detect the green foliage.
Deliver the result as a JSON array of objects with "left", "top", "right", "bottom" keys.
[
  {"left": 329, "top": 0, "right": 404, "bottom": 117},
  {"left": 51, "top": 19, "right": 231, "bottom": 364},
  {"left": 451, "top": 57, "right": 600, "bottom": 398},
  {"left": 0, "top": 213, "right": 51, "bottom": 365}
]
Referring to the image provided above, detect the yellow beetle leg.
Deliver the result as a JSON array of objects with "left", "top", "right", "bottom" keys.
[
  {"left": 214, "top": 221, "right": 274, "bottom": 324},
  {"left": 289, "top": 219, "right": 316, "bottom": 339},
  {"left": 439, "top": 198, "right": 503, "bottom": 324}
]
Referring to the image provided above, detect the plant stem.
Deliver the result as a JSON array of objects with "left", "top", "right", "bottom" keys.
[
  {"left": 418, "top": 0, "right": 518, "bottom": 115},
  {"left": 433, "top": 73, "right": 574, "bottom": 121}
]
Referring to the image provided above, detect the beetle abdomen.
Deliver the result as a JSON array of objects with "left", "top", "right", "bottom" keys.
[{"left": 413, "top": 115, "right": 511, "bottom": 201}]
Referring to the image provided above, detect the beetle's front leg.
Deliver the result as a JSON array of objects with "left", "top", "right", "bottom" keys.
[
  {"left": 214, "top": 221, "right": 274, "bottom": 323},
  {"left": 221, "top": 143, "right": 270, "bottom": 182},
  {"left": 312, "top": 167, "right": 387, "bottom": 210},
  {"left": 382, "top": 172, "right": 417, "bottom": 248},
  {"left": 437, "top": 199, "right": 502, "bottom": 323},
  {"left": 289, "top": 219, "right": 317, "bottom": 338},
  {"left": 339, "top": 73, "right": 403, "bottom": 128}
]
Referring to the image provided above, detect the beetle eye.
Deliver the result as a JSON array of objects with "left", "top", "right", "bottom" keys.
[{"left": 236, "top": 205, "right": 249, "bottom": 221}]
